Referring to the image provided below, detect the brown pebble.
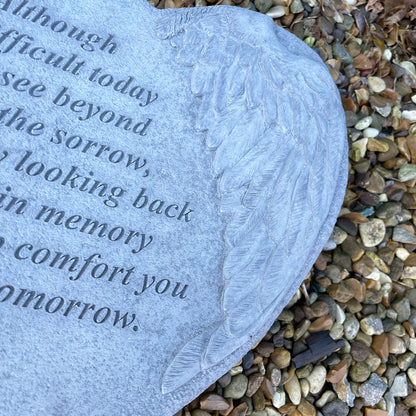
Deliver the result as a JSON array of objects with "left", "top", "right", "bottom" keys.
[
  {"left": 256, "top": 342, "right": 275, "bottom": 357},
  {"left": 297, "top": 399, "right": 316, "bottom": 416},
  {"left": 219, "top": 398, "right": 234, "bottom": 416},
  {"left": 252, "top": 388, "right": 265, "bottom": 411},
  {"left": 228, "top": 403, "right": 248, "bottom": 416},
  {"left": 327, "top": 359, "right": 348, "bottom": 384},
  {"left": 353, "top": 255, "right": 375, "bottom": 277},
  {"left": 308, "top": 316, "right": 333, "bottom": 333},
  {"left": 270, "top": 348, "right": 291, "bottom": 369},
  {"left": 246, "top": 373, "right": 264, "bottom": 398},
  {"left": 353, "top": 54, "right": 373, "bottom": 70},
  {"left": 315, "top": 253, "right": 328, "bottom": 271},
  {"left": 403, "top": 321, "right": 415, "bottom": 338},
  {"left": 260, "top": 377, "right": 275, "bottom": 400},
  {"left": 279, "top": 403, "right": 297, "bottom": 414},
  {"left": 200, "top": 394, "right": 231, "bottom": 411},
  {"left": 310, "top": 301, "right": 330, "bottom": 318},
  {"left": 364, "top": 409, "right": 389, "bottom": 416},
  {"left": 404, "top": 391, "right": 416, "bottom": 407},
  {"left": 394, "top": 403, "right": 410, "bottom": 416},
  {"left": 327, "top": 283, "right": 355, "bottom": 303},
  {"left": 346, "top": 298, "right": 363, "bottom": 313},
  {"left": 371, "top": 334, "right": 389, "bottom": 360}
]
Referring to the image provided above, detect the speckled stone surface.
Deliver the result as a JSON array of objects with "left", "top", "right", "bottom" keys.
[{"left": 0, "top": 0, "right": 347, "bottom": 415}]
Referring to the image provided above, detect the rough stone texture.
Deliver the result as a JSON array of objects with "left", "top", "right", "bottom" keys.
[
  {"left": 0, "top": 0, "right": 348, "bottom": 415},
  {"left": 321, "top": 399, "right": 349, "bottom": 416},
  {"left": 358, "top": 374, "right": 388, "bottom": 406}
]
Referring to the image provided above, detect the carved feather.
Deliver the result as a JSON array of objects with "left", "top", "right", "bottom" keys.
[{"left": 157, "top": 7, "right": 346, "bottom": 394}]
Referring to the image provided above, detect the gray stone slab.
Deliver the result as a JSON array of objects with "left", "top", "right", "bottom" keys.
[{"left": 0, "top": 0, "right": 347, "bottom": 414}]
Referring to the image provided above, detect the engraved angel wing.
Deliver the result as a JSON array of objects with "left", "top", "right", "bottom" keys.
[{"left": 157, "top": 8, "right": 347, "bottom": 394}]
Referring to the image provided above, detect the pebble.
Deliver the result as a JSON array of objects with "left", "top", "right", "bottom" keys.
[
  {"left": 358, "top": 374, "right": 388, "bottom": 406},
  {"left": 404, "top": 391, "right": 416, "bottom": 408},
  {"left": 397, "top": 352, "right": 414, "bottom": 370},
  {"left": 289, "top": 0, "right": 304, "bottom": 13},
  {"left": 398, "top": 164, "right": 416, "bottom": 182},
  {"left": 351, "top": 341, "right": 370, "bottom": 362},
  {"left": 300, "top": 378, "right": 309, "bottom": 398},
  {"left": 242, "top": 351, "right": 254, "bottom": 369},
  {"left": 192, "top": 410, "right": 211, "bottom": 416},
  {"left": 272, "top": 389, "right": 285, "bottom": 409},
  {"left": 200, "top": 394, "right": 231, "bottom": 411},
  {"left": 334, "top": 376, "right": 355, "bottom": 406},
  {"left": 344, "top": 313, "right": 360, "bottom": 340},
  {"left": 371, "top": 334, "right": 389, "bottom": 360},
  {"left": 297, "top": 400, "right": 316, "bottom": 416},
  {"left": 364, "top": 128, "right": 380, "bottom": 138},
  {"left": 246, "top": 374, "right": 265, "bottom": 397},
  {"left": 360, "top": 314, "right": 384, "bottom": 336},
  {"left": 330, "top": 226, "right": 348, "bottom": 245},
  {"left": 327, "top": 283, "right": 354, "bottom": 303},
  {"left": 349, "top": 362, "right": 371, "bottom": 382},
  {"left": 355, "top": 116, "right": 373, "bottom": 130},
  {"left": 327, "top": 360, "right": 348, "bottom": 384},
  {"left": 364, "top": 410, "right": 389, "bottom": 416},
  {"left": 316, "top": 390, "right": 337, "bottom": 408},
  {"left": 407, "top": 368, "right": 416, "bottom": 388},
  {"left": 224, "top": 374, "right": 248, "bottom": 399},
  {"left": 402, "top": 266, "right": 416, "bottom": 279},
  {"left": 365, "top": 351, "right": 381, "bottom": 372},
  {"left": 265, "top": 407, "right": 280, "bottom": 416},
  {"left": 270, "top": 348, "right": 291, "bottom": 369},
  {"left": 308, "top": 315, "right": 333, "bottom": 333},
  {"left": 391, "top": 298, "right": 411, "bottom": 322},
  {"left": 254, "top": 0, "right": 272, "bottom": 13},
  {"left": 388, "top": 334, "right": 406, "bottom": 354},
  {"left": 218, "top": 372, "right": 232, "bottom": 388},
  {"left": 405, "top": 288, "right": 416, "bottom": 307},
  {"left": 321, "top": 399, "right": 349, "bottom": 416},
  {"left": 390, "top": 373, "right": 408, "bottom": 397},
  {"left": 352, "top": 138, "right": 368, "bottom": 158},
  {"left": 333, "top": 42, "right": 353, "bottom": 65},
  {"left": 367, "top": 76, "right": 386, "bottom": 93},
  {"left": 330, "top": 323, "right": 344, "bottom": 340},
  {"left": 307, "top": 365, "right": 327, "bottom": 394},
  {"left": 284, "top": 374, "right": 301, "bottom": 405},
  {"left": 265, "top": 5, "right": 285, "bottom": 17},
  {"left": 270, "top": 368, "right": 281, "bottom": 387},
  {"left": 402, "top": 110, "right": 416, "bottom": 121},
  {"left": 359, "top": 219, "right": 386, "bottom": 247}
]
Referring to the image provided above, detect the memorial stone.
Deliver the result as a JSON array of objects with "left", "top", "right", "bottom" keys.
[{"left": 0, "top": 0, "right": 347, "bottom": 414}]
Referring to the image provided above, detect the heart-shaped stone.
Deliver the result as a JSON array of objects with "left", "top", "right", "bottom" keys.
[{"left": 0, "top": 0, "right": 347, "bottom": 414}]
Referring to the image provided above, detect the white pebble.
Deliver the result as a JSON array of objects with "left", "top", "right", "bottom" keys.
[
  {"left": 402, "top": 110, "right": 416, "bottom": 122},
  {"left": 383, "top": 49, "right": 392, "bottom": 61},
  {"left": 395, "top": 248, "right": 410, "bottom": 261},
  {"left": 307, "top": 365, "right": 327, "bottom": 395},
  {"left": 400, "top": 61, "right": 416, "bottom": 77},
  {"left": 363, "top": 127, "right": 380, "bottom": 138},
  {"left": 266, "top": 5, "right": 286, "bottom": 17},
  {"left": 335, "top": 304, "right": 346, "bottom": 324},
  {"left": 355, "top": 116, "right": 373, "bottom": 130},
  {"left": 272, "top": 389, "right": 286, "bottom": 408},
  {"left": 368, "top": 76, "right": 386, "bottom": 93}
]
